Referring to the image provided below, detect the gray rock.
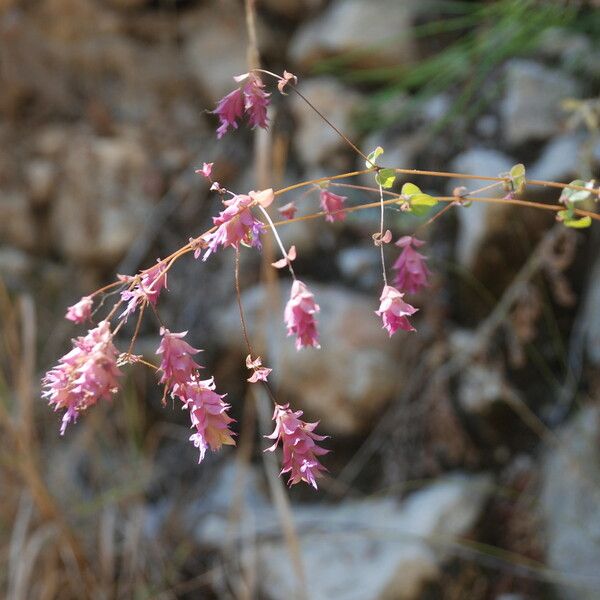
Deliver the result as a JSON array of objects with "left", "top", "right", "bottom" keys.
[
  {"left": 289, "top": 0, "right": 418, "bottom": 70},
  {"left": 501, "top": 60, "right": 580, "bottom": 146},
  {"left": 0, "top": 248, "right": 32, "bottom": 282},
  {"left": 290, "top": 78, "right": 363, "bottom": 168},
  {"left": 448, "top": 148, "right": 515, "bottom": 267},
  {"left": 0, "top": 191, "right": 36, "bottom": 251},
  {"left": 540, "top": 405, "right": 600, "bottom": 599},
  {"left": 215, "top": 282, "right": 402, "bottom": 435},
  {"left": 337, "top": 246, "right": 381, "bottom": 288},
  {"left": 529, "top": 134, "right": 584, "bottom": 182},
  {"left": 583, "top": 256, "right": 600, "bottom": 365},
  {"left": 260, "top": 0, "right": 325, "bottom": 19},
  {"left": 198, "top": 473, "right": 492, "bottom": 600}
]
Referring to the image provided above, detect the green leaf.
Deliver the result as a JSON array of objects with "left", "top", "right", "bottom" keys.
[
  {"left": 560, "top": 180, "right": 593, "bottom": 204},
  {"left": 375, "top": 168, "right": 396, "bottom": 189},
  {"left": 410, "top": 193, "right": 438, "bottom": 216},
  {"left": 366, "top": 146, "right": 384, "bottom": 169},
  {"left": 558, "top": 210, "right": 592, "bottom": 229},
  {"left": 401, "top": 182, "right": 422, "bottom": 196},
  {"left": 509, "top": 163, "right": 526, "bottom": 194}
]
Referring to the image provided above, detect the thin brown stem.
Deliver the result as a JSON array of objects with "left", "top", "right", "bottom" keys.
[{"left": 235, "top": 249, "right": 254, "bottom": 357}]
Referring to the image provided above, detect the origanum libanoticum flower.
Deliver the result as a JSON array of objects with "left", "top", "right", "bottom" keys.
[
  {"left": 65, "top": 295, "right": 93, "bottom": 324},
  {"left": 173, "top": 376, "right": 236, "bottom": 463},
  {"left": 319, "top": 189, "right": 347, "bottom": 223},
  {"left": 393, "top": 236, "right": 431, "bottom": 295},
  {"left": 265, "top": 403, "right": 328, "bottom": 489},
  {"left": 157, "top": 328, "right": 203, "bottom": 389},
  {"left": 201, "top": 194, "right": 266, "bottom": 260},
  {"left": 284, "top": 280, "right": 320, "bottom": 350},
  {"left": 376, "top": 285, "right": 417, "bottom": 336},
  {"left": 120, "top": 260, "right": 168, "bottom": 319},
  {"left": 42, "top": 321, "right": 122, "bottom": 434},
  {"left": 213, "top": 73, "right": 270, "bottom": 138},
  {"left": 246, "top": 354, "right": 272, "bottom": 383}
]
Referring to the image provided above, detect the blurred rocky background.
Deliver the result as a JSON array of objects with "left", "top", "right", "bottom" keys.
[{"left": 1, "top": 0, "right": 600, "bottom": 598}]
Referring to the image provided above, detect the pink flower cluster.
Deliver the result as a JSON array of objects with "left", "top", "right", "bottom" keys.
[
  {"left": 214, "top": 73, "right": 270, "bottom": 138},
  {"left": 320, "top": 189, "right": 347, "bottom": 222},
  {"left": 284, "top": 280, "right": 320, "bottom": 350},
  {"left": 65, "top": 296, "right": 93, "bottom": 324},
  {"left": 202, "top": 194, "right": 265, "bottom": 260},
  {"left": 157, "top": 329, "right": 235, "bottom": 462},
  {"left": 42, "top": 321, "right": 122, "bottom": 435},
  {"left": 393, "top": 236, "right": 430, "bottom": 294},
  {"left": 121, "top": 260, "right": 168, "bottom": 319},
  {"left": 266, "top": 403, "right": 328, "bottom": 489},
  {"left": 376, "top": 285, "right": 417, "bottom": 336}
]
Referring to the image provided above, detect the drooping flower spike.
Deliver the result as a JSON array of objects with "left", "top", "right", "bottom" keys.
[
  {"left": 120, "top": 259, "right": 168, "bottom": 320},
  {"left": 246, "top": 354, "right": 272, "bottom": 383},
  {"left": 320, "top": 189, "right": 347, "bottom": 223},
  {"left": 65, "top": 296, "right": 93, "bottom": 324},
  {"left": 42, "top": 321, "right": 122, "bottom": 434},
  {"left": 284, "top": 280, "right": 320, "bottom": 350},
  {"left": 213, "top": 73, "right": 270, "bottom": 138},
  {"left": 393, "top": 236, "right": 431, "bottom": 295},
  {"left": 156, "top": 328, "right": 202, "bottom": 389},
  {"left": 376, "top": 285, "right": 418, "bottom": 336}
]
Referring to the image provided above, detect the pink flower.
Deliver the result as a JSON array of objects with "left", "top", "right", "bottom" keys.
[
  {"left": 195, "top": 162, "right": 213, "bottom": 178},
  {"left": 174, "top": 376, "right": 235, "bottom": 463},
  {"left": 393, "top": 236, "right": 431, "bottom": 294},
  {"left": 243, "top": 74, "right": 270, "bottom": 130},
  {"left": 284, "top": 280, "right": 320, "bottom": 350},
  {"left": 214, "top": 88, "right": 245, "bottom": 138},
  {"left": 202, "top": 194, "right": 265, "bottom": 260},
  {"left": 42, "top": 321, "right": 122, "bottom": 434},
  {"left": 246, "top": 354, "right": 272, "bottom": 383},
  {"left": 265, "top": 403, "right": 328, "bottom": 489},
  {"left": 121, "top": 260, "right": 168, "bottom": 319},
  {"left": 320, "top": 189, "right": 347, "bottom": 222},
  {"left": 65, "top": 296, "right": 93, "bottom": 324},
  {"left": 157, "top": 328, "right": 202, "bottom": 389},
  {"left": 213, "top": 74, "right": 270, "bottom": 138},
  {"left": 278, "top": 202, "right": 297, "bottom": 220},
  {"left": 376, "top": 285, "right": 418, "bottom": 336}
]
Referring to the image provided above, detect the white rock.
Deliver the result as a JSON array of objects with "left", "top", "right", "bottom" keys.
[
  {"left": 501, "top": 60, "right": 580, "bottom": 146},
  {"left": 290, "top": 78, "right": 363, "bottom": 168},
  {"left": 540, "top": 406, "right": 600, "bottom": 599},
  {"left": 448, "top": 148, "right": 515, "bottom": 268},
  {"left": 289, "top": 0, "right": 418, "bottom": 69},
  {"left": 215, "top": 282, "right": 402, "bottom": 435},
  {"left": 529, "top": 134, "right": 584, "bottom": 182}
]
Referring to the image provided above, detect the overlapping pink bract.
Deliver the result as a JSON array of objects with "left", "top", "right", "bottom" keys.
[
  {"left": 319, "top": 189, "right": 347, "bottom": 222},
  {"left": 376, "top": 285, "right": 418, "bottom": 336},
  {"left": 214, "top": 74, "right": 270, "bottom": 138},
  {"left": 121, "top": 260, "right": 168, "bottom": 319},
  {"left": 157, "top": 328, "right": 202, "bottom": 389},
  {"left": 65, "top": 296, "right": 93, "bottom": 324},
  {"left": 284, "top": 280, "right": 320, "bottom": 350},
  {"left": 393, "top": 236, "right": 431, "bottom": 294},
  {"left": 173, "top": 377, "right": 236, "bottom": 463},
  {"left": 201, "top": 194, "right": 265, "bottom": 260},
  {"left": 265, "top": 403, "right": 328, "bottom": 489},
  {"left": 42, "top": 321, "right": 122, "bottom": 434}
]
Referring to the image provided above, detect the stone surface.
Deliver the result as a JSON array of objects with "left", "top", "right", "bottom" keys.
[
  {"left": 215, "top": 282, "right": 403, "bottom": 435},
  {"left": 529, "top": 134, "right": 584, "bottom": 182},
  {"left": 290, "top": 78, "right": 363, "bottom": 168},
  {"left": 289, "top": 0, "right": 418, "bottom": 70},
  {"left": 540, "top": 405, "right": 600, "bottom": 599},
  {"left": 501, "top": 60, "right": 580, "bottom": 146},
  {"left": 448, "top": 148, "right": 515, "bottom": 268},
  {"left": 198, "top": 473, "right": 492, "bottom": 600},
  {"left": 0, "top": 191, "right": 36, "bottom": 251},
  {"left": 49, "top": 127, "right": 155, "bottom": 266}
]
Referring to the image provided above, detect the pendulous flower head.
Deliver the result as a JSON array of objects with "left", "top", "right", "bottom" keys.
[
  {"left": 265, "top": 403, "right": 328, "bottom": 489},
  {"left": 246, "top": 354, "right": 272, "bottom": 383},
  {"left": 284, "top": 280, "right": 320, "bottom": 350},
  {"left": 213, "top": 73, "right": 270, "bottom": 138},
  {"left": 393, "top": 236, "right": 431, "bottom": 295},
  {"left": 202, "top": 194, "right": 265, "bottom": 260},
  {"left": 42, "top": 321, "right": 122, "bottom": 434},
  {"left": 174, "top": 376, "right": 236, "bottom": 463},
  {"left": 319, "top": 189, "right": 347, "bottom": 222},
  {"left": 157, "top": 328, "right": 202, "bottom": 389},
  {"left": 376, "top": 285, "right": 418, "bottom": 336},
  {"left": 65, "top": 296, "right": 93, "bottom": 324},
  {"left": 120, "top": 260, "right": 168, "bottom": 319}
]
